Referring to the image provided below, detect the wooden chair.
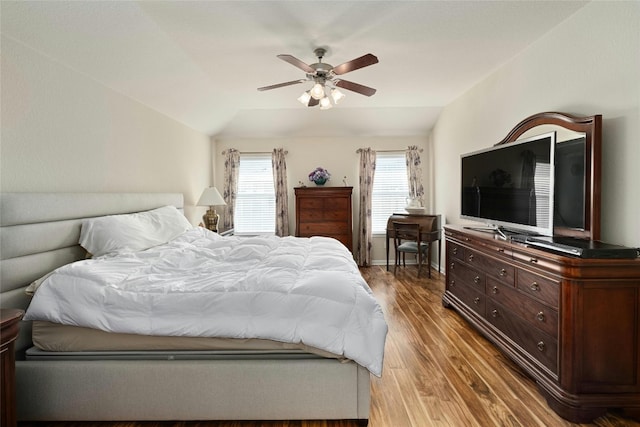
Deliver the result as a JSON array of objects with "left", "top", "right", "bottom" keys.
[{"left": 392, "top": 221, "right": 431, "bottom": 278}]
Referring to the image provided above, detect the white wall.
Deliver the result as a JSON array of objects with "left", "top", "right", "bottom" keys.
[
  {"left": 215, "top": 135, "right": 430, "bottom": 263},
  {"left": 433, "top": 1, "right": 640, "bottom": 248},
  {"left": 1, "top": 36, "right": 211, "bottom": 224}
]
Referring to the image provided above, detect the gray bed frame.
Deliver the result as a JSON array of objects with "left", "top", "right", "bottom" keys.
[{"left": 0, "top": 192, "right": 370, "bottom": 422}]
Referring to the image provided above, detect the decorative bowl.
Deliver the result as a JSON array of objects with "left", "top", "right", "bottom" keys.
[{"left": 405, "top": 207, "right": 425, "bottom": 215}]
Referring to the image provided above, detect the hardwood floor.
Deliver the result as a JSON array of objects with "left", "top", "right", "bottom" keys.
[{"left": 18, "top": 266, "right": 639, "bottom": 427}]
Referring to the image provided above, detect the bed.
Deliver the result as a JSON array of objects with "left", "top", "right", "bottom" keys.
[{"left": 0, "top": 192, "right": 386, "bottom": 423}]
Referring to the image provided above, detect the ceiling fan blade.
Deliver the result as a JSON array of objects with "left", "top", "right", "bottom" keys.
[
  {"left": 277, "top": 54, "right": 315, "bottom": 73},
  {"left": 257, "top": 79, "right": 306, "bottom": 91},
  {"left": 335, "top": 79, "right": 377, "bottom": 97},
  {"left": 331, "top": 54, "right": 379, "bottom": 75},
  {"left": 308, "top": 97, "right": 320, "bottom": 107}
]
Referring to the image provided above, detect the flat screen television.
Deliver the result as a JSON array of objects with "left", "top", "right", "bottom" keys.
[{"left": 461, "top": 132, "right": 556, "bottom": 236}]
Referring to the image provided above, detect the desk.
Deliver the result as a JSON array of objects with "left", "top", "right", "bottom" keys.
[{"left": 386, "top": 213, "right": 441, "bottom": 272}]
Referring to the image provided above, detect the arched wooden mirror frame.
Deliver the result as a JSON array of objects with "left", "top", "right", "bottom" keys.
[{"left": 495, "top": 112, "right": 602, "bottom": 240}]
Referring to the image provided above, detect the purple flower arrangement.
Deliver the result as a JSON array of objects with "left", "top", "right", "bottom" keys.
[{"left": 308, "top": 167, "right": 331, "bottom": 185}]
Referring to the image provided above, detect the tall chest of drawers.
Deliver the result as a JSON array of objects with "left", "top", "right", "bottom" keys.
[
  {"left": 294, "top": 187, "right": 353, "bottom": 252},
  {"left": 443, "top": 225, "right": 640, "bottom": 423}
]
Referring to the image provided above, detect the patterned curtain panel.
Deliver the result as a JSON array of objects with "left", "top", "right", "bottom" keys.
[
  {"left": 272, "top": 148, "right": 290, "bottom": 237},
  {"left": 222, "top": 148, "right": 240, "bottom": 231},
  {"left": 355, "top": 148, "right": 376, "bottom": 267},
  {"left": 406, "top": 145, "right": 425, "bottom": 205}
]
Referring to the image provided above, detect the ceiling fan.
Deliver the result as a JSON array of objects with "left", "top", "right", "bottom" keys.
[{"left": 257, "top": 47, "right": 379, "bottom": 109}]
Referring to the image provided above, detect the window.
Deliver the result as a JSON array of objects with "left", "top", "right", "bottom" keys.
[
  {"left": 372, "top": 152, "right": 409, "bottom": 234},
  {"left": 234, "top": 154, "right": 275, "bottom": 234}
]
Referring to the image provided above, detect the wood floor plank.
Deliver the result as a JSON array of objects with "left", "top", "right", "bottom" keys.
[{"left": 18, "top": 266, "right": 640, "bottom": 427}]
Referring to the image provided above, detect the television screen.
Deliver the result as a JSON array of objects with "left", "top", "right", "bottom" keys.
[{"left": 461, "top": 132, "right": 555, "bottom": 236}]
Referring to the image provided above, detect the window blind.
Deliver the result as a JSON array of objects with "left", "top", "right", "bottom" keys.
[
  {"left": 235, "top": 154, "right": 275, "bottom": 234},
  {"left": 372, "top": 152, "right": 409, "bottom": 234}
]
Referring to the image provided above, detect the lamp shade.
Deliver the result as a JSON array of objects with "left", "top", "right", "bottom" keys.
[
  {"left": 331, "top": 88, "right": 345, "bottom": 104},
  {"left": 197, "top": 187, "right": 226, "bottom": 206},
  {"left": 319, "top": 97, "right": 332, "bottom": 110},
  {"left": 310, "top": 83, "right": 325, "bottom": 100},
  {"left": 298, "top": 91, "right": 311, "bottom": 105}
]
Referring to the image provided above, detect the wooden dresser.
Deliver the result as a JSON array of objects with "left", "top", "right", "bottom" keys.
[
  {"left": 295, "top": 187, "right": 353, "bottom": 252},
  {"left": 443, "top": 225, "right": 640, "bottom": 423}
]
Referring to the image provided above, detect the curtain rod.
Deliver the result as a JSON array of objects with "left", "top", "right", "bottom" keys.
[
  {"left": 355, "top": 148, "right": 424, "bottom": 153},
  {"left": 221, "top": 150, "right": 288, "bottom": 155}
]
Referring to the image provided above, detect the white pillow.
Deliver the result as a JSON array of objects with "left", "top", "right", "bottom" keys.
[
  {"left": 25, "top": 271, "right": 55, "bottom": 296},
  {"left": 79, "top": 205, "right": 192, "bottom": 257}
]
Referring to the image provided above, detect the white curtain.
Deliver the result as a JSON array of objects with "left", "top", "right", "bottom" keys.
[
  {"left": 356, "top": 148, "right": 376, "bottom": 266},
  {"left": 272, "top": 148, "right": 289, "bottom": 236}
]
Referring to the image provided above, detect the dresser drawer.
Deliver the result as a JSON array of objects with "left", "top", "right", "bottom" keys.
[
  {"left": 516, "top": 270, "right": 559, "bottom": 309},
  {"left": 298, "top": 198, "right": 324, "bottom": 210},
  {"left": 299, "top": 209, "right": 324, "bottom": 221},
  {"left": 449, "top": 279, "right": 485, "bottom": 317},
  {"left": 449, "top": 259, "right": 485, "bottom": 291},
  {"left": 324, "top": 209, "right": 349, "bottom": 221},
  {"left": 486, "top": 300, "right": 558, "bottom": 375},
  {"left": 487, "top": 278, "right": 558, "bottom": 338},
  {"left": 465, "top": 248, "right": 515, "bottom": 286},
  {"left": 299, "top": 222, "right": 349, "bottom": 235},
  {"left": 474, "top": 237, "right": 514, "bottom": 259},
  {"left": 328, "top": 197, "right": 350, "bottom": 211},
  {"left": 448, "top": 241, "right": 465, "bottom": 261}
]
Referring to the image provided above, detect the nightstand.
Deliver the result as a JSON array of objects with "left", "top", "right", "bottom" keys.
[
  {"left": 219, "top": 228, "right": 234, "bottom": 237},
  {"left": 1, "top": 309, "right": 24, "bottom": 427}
]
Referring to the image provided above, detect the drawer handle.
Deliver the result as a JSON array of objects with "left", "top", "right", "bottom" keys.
[
  {"left": 497, "top": 247, "right": 504, "bottom": 253},
  {"left": 499, "top": 268, "right": 507, "bottom": 277},
  {"left": 473, "top": 297, "right": 480, "bottom": 305},
  {"left": 491, "top": 286, "right": 498, "bottom": 295},
  {"left": 473, "top": 276, "right": 481, "bottom": 284},
  {"left": 468, "top": 254, "right": 474, "bottom": 262},
  {"left": 529, "top": 257, "right": 538, "bottom": 263},
  {"left": 491, "top": 309, "right": 499, "bottom": 318},
  {"left": 530, "top": 282, "right": 540, "bottom": 292},
  {"left": 452, "top": 247, "right": 458, "bottom": 255},
  {"left": 450, "top": 262, "right": 455, "bottom": 270},
  {"left": 537, "top": 341, "right": 545, "bottom": 352},
  {"left": 450, "top": 280, "right": 455, "bottom": 287},
  {"left": 536, "top": 312, "right": 545, "bottom": 322}
]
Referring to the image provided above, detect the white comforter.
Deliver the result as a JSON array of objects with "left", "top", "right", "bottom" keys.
[{"left": 25, "top": 228, "right": 388, "bottom": 376}]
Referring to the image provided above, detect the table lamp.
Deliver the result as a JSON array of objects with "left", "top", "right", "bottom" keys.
[{"left": 197, "top": 187, "right": 227, "bottom": 232}]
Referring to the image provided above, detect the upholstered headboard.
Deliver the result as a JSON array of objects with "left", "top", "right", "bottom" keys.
[{"left": 0, "top": 192, "right": 184, "bottom": 352}]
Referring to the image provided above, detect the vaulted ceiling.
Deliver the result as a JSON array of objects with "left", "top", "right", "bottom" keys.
[{"left": 1, "top": 1, "right": 587, "bottom": 139}]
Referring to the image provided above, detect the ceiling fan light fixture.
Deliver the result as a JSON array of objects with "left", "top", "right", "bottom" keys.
[
  {"left": 258, "top": 49, "right": 378, "bottom": 108},
  {"left": 310, "top": 83, "right": 325, "bottom": 100},
  {"left": 330, "top": 88, "right": 345, "bottom": 104},
  {"left": 319, "top": 97, "right": 332, "bottom": 110},
  {"left": 297, "top": 91, "right": 311, "bottom": 105}
]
